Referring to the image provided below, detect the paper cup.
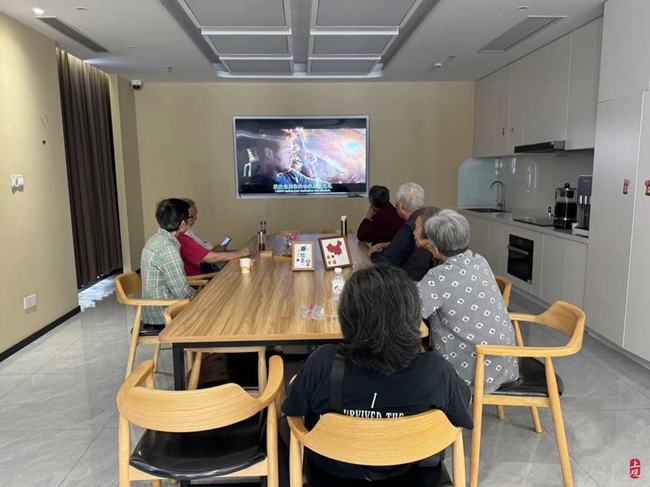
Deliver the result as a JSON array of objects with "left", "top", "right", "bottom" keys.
[{"left": 240, "top": 258, "right": 252, "bottom": 274}]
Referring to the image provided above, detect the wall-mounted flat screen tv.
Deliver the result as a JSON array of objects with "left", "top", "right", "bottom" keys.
[{"left": 233, "top": 116, "right": 369, "bottom": 198}]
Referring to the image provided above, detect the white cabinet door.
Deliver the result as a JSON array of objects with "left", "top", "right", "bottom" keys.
[
  {"left": 540, "top": 235, "right": 564, "bottom": 305},
  {"left": 522, "top": 47, "right": 547, "bottom": 145},
  {"left": 466, "top": 215, "right": 489, "bottom": 259},
  {"left": 486, "top": 222, "right": 507, "bottom": 276},
  {"left": 566, "top": 18, "right": 602, "bottom": 150},
  {"left": 584, "top": 93, "right": 644, "bottom": 346},
  {"left": 474, "top": 73, "right": 498, "bottom": 158},
  {"left": 495, "top": 66, "right": 511, "bottom": 156},
  {"left": 622, "top": 91, "right": 650, "bottom": 361},
  {"left": 508, "top": 59, "right": 526, "bottom": 153},
  {"left": 561, "top": 240, "right": 588, "bottom": 309},
  {"left": 545, "top": 35, "right": 571, "bottom": 142},
  {"left": 599, "top": 0, "right": 650, "bottom": 102},
  {"left": 474, "top": 77, "right": 487, "bottom": 158}
]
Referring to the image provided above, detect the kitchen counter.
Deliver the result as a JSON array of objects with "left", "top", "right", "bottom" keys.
[{"left": 458, "top": 209, "right": 589, "bottom": 244}]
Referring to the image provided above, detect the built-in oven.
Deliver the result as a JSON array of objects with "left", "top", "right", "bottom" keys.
[{"left": 507, "top": 235, "right": 534, "bottom": 284}]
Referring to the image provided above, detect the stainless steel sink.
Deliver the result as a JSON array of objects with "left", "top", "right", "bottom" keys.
[{"left": 467, "top": 208, "right": 508, "bottom": 213}]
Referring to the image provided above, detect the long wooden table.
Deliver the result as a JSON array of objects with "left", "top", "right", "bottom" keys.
[{"left": 160, "top": 234, "right": 373, "bottom": 389}]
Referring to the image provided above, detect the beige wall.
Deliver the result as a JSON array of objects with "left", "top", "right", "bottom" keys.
[
  {"left": 134, "top": 82, "right": 475, "bottom": 247},
  {"left": 110, "top": 74, "right": 145, "bottom": 272},
  {"left": 0, "top": 14, "right": 78, "bottom": 353}
]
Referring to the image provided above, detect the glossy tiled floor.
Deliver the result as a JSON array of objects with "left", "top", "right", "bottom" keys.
[{"left": 0, "top": 279, "right": 648, "bottom": 486}]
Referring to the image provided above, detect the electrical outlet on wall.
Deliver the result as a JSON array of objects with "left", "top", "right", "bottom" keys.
[{"left": 23, "top": 294, "right": 37, "bottom": 310}]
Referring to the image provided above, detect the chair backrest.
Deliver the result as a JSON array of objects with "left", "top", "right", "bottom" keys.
[
  {"left": 288, "top": 409, "right": 461, "bottom": 466},
  {"left": 495, "top": 275, "right": 512, "bottom": 307},
  {"left": 510, "top": 301, "right": 586, "bottom": 356},
  {"left": 163, "top": 299, "right": 190, "bottom": 326},
  {"left": 115, "top": 272, "right": 141, "bottom": 305},
  {"left": 117, "top": 356, "right": 283, "bottom": 433}
]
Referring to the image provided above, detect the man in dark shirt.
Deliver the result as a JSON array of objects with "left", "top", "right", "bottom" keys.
[
  {"left": 250, "top": 129, "right": 318, "bottom": 187},
  {"left": 357, "top": 185, "right": 404, "bottom": 245},
  {"left": 369, "top": 182, "right": 434, "bottom": 281},
  {"left": 282, "top": 266, "right": 473, "bottom": 484}
]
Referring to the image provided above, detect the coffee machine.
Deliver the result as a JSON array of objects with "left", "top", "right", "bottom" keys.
[
  {"left": 573, "top": 175, "right": 592, "bottom": 237},
  {"left": 553, "top": 183, "right": 578, "bottom": 229}
]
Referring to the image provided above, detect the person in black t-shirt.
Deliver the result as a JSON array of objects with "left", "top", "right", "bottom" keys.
[{"left": 282, "top": 265, "right": 473, "bottom": 484}]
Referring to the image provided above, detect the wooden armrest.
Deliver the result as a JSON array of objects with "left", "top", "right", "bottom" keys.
[
  {"left": 476, "top": 343, "right": 572, "bottom": 358},
  {"left": 257, "top": 356, "right": 284, "bottom": 406},
  {"left": 287, "top": 415, "right": 309, "bottom": 441},
  {"left": 508, "top": 312, "right": 539, "bottom": 323},
  {"left": 129, "top": 298, "right": 181, "bottom": 307},
  {"left": 117, "top": 360, "right": 155, "bottom": 407},
  {"left": 188, "top": 279, "right": 209, "bottom": 287}
]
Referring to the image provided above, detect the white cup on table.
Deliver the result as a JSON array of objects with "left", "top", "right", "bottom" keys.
[{"left": 239, "top": 258, "right": 252, "bottom": 274}]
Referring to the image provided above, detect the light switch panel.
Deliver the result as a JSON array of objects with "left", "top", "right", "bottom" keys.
[{"left": 11, "top": 175, "right": 25, "bottom": 190}]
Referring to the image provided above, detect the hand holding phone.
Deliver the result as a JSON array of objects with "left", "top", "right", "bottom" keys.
[{"left": 221, "top": 236, "right": 232, "bottom": 247}]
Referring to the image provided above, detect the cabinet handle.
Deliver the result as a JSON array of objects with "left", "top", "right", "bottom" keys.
[
  {"left": 623, "top": 179, "right": 630, "bottom": 195},
  {"left": 507, "top": 245, "right": 530, "bottom": 256},
  {"left": 502, "top": 128, "right": 506, "bottom": 136},
  {"left": 645, "top": 180, "right": 650, "bottom": 196}
]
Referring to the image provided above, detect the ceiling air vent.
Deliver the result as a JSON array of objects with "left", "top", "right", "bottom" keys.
[
  {"left": 480, "top": 15, "right": 565, "bottom": 53},
  {"left": 37, "top": 16, "right": 109, "bottom": 53}
]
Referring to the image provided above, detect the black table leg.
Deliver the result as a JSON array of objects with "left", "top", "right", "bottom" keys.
[{"left": 172, "top": 344, "right": 186, "bottom": 390}]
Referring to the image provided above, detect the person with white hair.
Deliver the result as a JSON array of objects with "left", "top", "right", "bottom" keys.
[
  {"left": 415, "top": 209, "right": 519, "bottom": 394},
  {"left": 369, "top": 182, "right": 435, "bottom": 281}
]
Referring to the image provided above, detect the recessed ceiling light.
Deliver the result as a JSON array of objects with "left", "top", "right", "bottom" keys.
[
  {"left": 75, "top": 6, "right": 89, "bottom": 12},
  {"left": 433, "top": 62, "right": 443, "bottom": 70},
  {"left": 516, "top": 6, "right": 530, "bottom": 11},
  {"left": 466, "top": 44, "right": 476, "bottom": 49},
  {"left": 129, "top": 46, "right": 139, "bottom": 50},
  {"left": 32, "top": 7, "right": 46, "bottom": 15}
]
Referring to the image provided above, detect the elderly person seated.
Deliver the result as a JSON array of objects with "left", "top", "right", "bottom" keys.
[
  {"left": 369, "top": 182, "right": 435, "bottom": 281},
  {"left": 283, "top": 265, "right": 472, "bottom": 486},
  {"left": 415, "top": 209, "right": 519, "bottom": 394},
  {"left": 357, "top": 185, "right": 404, "bottom": 245}
]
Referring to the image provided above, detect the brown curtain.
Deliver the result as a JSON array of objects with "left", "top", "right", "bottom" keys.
[{"left": 57, "top": 49, "right": 122, "bottom": 289}]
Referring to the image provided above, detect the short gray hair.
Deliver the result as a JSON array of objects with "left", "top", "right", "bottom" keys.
[
  {"left": 424, "top": 209, "right": 470, "bottom": 257},
  {"left": 395, "top": 183, "right": 425, "bottom": 212},
  {"left": 182, "top": 198, "right": 197, "bottom": 208}
]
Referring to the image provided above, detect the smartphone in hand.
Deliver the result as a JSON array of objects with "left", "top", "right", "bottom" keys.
[{"left": 221, "top": 236, "right": 232, "bottom": 247}]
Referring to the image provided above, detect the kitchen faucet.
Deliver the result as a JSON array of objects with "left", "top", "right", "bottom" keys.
[{"left": 490, "top": 180, "right": 506, "bottom": 212}]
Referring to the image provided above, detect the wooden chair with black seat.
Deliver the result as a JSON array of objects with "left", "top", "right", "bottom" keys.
[
  {"left": 117, "top": 355, "right": 283, "bottom": 487},
  {"left": 469, "top": 301, "right": 586, "bottom": 487},
  {"left": 287, "top": 410, "right": 466, "bottom": 487},
  {"left": 115, "top": 272, "right": 182, "bottom": 378},
  {"left": 163, "top": 300, "right": 267, "bottom": 391}
]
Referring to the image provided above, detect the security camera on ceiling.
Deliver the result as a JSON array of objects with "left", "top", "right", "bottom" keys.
[{"left": 131, "top": 80, "right": 143, "bottom": 90}]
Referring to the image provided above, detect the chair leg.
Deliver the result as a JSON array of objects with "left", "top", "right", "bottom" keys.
[
  {"left": 547, "top": 359, "right": 573, "bottom": 487},
  {"left": 125, "top": 307, "right": 143, "bottom": 379},
  {"left": 452, "top": 432, "right": 466, "bottom": 487},
  {"left": 496, "top": 405, "right": 505, "bottom": 420},
  {"left": 266, "top": 401, "right": 279, "bottom": 487},
  {"left": 118, "top": 417, "right": 131, "bottom": 487},
  {"left": 152, "top": 343, "right": 162, "bottom": 372},
  {"left": 188, "top": 351, "right": 203, "bottom": 390},
  {"left": 258, "top": 349, "right": 268, "bottom": 393},
  {"left": 530, "top": 406, "right": 542, "bottom": 433},
  {"left": 470, "top": 356, "right": 486, "bottom": 487},
  {"left": 186, "top": 350, "right": 194, "bottom": 372},
  {"left": 289, "top": 432, "right": 303, "bottom": 487}
]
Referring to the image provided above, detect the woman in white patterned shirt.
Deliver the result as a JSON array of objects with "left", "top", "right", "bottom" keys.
[{"left": 414, "top": 209, "right": 519, "bottom": 394}]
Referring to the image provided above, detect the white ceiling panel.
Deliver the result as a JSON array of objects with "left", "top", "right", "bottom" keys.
[
  {"left": 184, "top": 0, "right": 288, "bottom": 27},
  {"left": 310, "top": 59, "right": 377, "bottom": 73},
  {"left": 208, "top": 35, "right": 290, "bottom": 55},
  {"left": 312, "top": 35, "right": 393, "bottom": 55},
  {"left": 223, "top": 59, "right": 293, "bottom": 74},
  {"left": 315, "top": 0, "right": 418, "bottom": 27}
]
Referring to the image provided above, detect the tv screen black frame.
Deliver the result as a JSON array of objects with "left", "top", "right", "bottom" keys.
[{"left": 232, "top": 115, "right": 370, "bottom": 199}]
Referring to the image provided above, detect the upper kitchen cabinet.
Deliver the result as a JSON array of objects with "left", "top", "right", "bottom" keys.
[
  {"left": 566, "top": 18, "right": 603, "bottom": 150},
  {"left": 474, "top": 71, "right": 498, "bottom": 158},
  {"left": 598, "top": 0, "right": 650, "bottom": 103},
  {"left": 495, "top": 66, "right": 511, "bottom": 156},
  {"left": 475, "top": 18, "right": 602, "bottom": 157}
]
